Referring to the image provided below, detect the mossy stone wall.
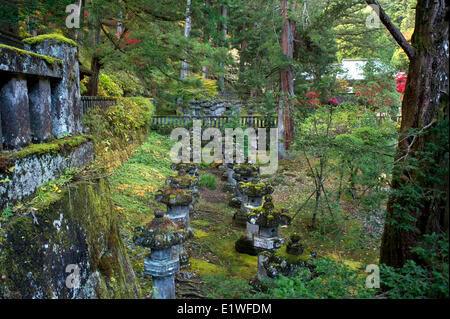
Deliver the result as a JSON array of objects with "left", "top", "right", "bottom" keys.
[{"left": 0, "top": 178, "right": 140, "bottom": 299}]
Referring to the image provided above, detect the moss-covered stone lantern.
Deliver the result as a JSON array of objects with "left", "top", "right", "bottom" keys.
[
  {"left": 232, "top": 181, "right": 273, "bottom": 228},
  {"left": 133, "top": 209, "right": 189, "bottom": 299},
  {"left": 251, "top": 207, "right": 291, "bottom": 281},
  {"left": 155, "top": 188, "right": 194, "bottom": 268}
]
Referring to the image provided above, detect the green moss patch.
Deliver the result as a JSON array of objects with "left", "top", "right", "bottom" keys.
[
  {"left": 190, "top": 258, "right": 226, "bottom": 277},
  {"left": 1, "top": 135, "right": 90, "bottom": 163},
  {"left": 0, "top": 44, "right": 62, "bottom": 65},
  {"left": 194, "top": 228, "right": 210, "bottom": 239},
  {"left": 23, "top": 33, "right": 78, "bottom": 47}
]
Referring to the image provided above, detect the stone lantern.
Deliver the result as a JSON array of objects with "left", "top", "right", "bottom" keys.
[
  {"left": 232, "top": 164, "right": 259, "bottom": 195},
  {"left": 229, "top": 163, "right": 259, "bottom": 210},
  {"left": 155, "top": 188, "right": 194, "bottom": 267},
  {"left": 133, "top": 209, "right": 189, "bottom": 299},
  {"left": 250, "top": 207, "right": 291, "bottom": 281},
  {"left": 233, "top": 180, "right": 273, "bottom": 228}
]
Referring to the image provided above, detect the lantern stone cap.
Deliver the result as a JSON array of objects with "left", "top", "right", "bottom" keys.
[
  {"left": 248, "top": 205, "right": 291, "bottom": 227},
  {"left": 238, "top": 181, "right": 274, "bottom": 197},
  {"left": 133, "top": 209, "right": 188, "bottom": 249},
  {"left": 155, "top": 188, "right": 193, "bottom": 206},
  {"left": 166, "top": 174, "right": 198, "bottom": 189},
  {"left": 233, "top": 164, "right": 259, "bottom": 178},
  {"left": 172, "top": 163, "right": 199, "bottom": 175}
]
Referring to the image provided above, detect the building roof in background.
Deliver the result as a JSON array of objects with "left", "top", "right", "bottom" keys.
[{"left": 337, "top": 59, "right": 368, "bottom": 81}]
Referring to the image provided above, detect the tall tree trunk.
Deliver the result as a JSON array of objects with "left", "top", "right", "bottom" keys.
[
  {"left": 86, "top": 22, "right": 102, "bottom": 96},
  {"left": 378, "top": 0, "right": 449, "bottom": 268},
  {"left": 278, "top": 0, "right": 296, "bottom": 155},
  {"left": 202, "top": 0, "right": 211, "bottom": 79},
  {"left": 219, "top": 2, "right": 228, "bottom": 92},
  {"left": 180, "top": 0, "right": 192, "bottom": 80}
]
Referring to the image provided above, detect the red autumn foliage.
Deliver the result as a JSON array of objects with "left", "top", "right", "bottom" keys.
[{"left": 396, "top": 72, "right": 407, "bottom": 94}]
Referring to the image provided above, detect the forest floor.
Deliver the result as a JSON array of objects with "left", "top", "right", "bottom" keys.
[{"left": 109, "top": 131, "right": 383, "bottom": 298}]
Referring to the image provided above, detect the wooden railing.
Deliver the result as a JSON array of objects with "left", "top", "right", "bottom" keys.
[
  {"left": 81, "top": 96, "right": 117, "bottom": 115},
  {"left": 150, "top": 115, "right": 278, "bottom": 128}
]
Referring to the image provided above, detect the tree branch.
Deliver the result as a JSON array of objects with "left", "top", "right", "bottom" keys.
[{"left": 365, "top": 0, "right": 415, "bottom": 59}]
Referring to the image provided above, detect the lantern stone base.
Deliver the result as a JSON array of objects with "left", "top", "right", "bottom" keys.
[
  {"left": 232, "top": 210, "right": 247, "bottom": 228},
  {"left": 152, "top": 276, "right": 176, "bottom": 299},
  {"left": 235, "top": 236, "right": 258, "bottom": 256}
]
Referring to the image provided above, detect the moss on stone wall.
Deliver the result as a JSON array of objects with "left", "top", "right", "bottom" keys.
[
  {"left": 0, "top": 135, "right": 92, "bottom": 175},
  {"left": 23, "top": 33, "right": 78, "bottom": 47},
  {"left": 0, "top": 178, "right": 140, "bottom": 299},
  {"left": 0, "top": 44, "right": 62, "bottom": 65}
]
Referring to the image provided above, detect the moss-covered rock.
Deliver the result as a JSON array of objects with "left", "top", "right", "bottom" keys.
[{"left": 0, "top": 178, "right": 140, "bottom": 299}]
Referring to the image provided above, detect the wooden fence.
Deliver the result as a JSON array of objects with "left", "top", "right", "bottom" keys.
[
  {"left": 150, "top": 115, "right": 278, "bottom": 128},
  {"left": 81, "top": 96, "right": 117, "bottom": 115}
]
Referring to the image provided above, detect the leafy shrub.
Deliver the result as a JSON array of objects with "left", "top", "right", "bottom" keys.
[
  {"left": 199, "top": 174, "right": 217, "bottom": 190},
  {"left": 256, "top": 258, "right": 374, "bottom": 299},
  {"left": 98, "top": 73, "right": 124, "bottom": 97},
  {"left": 380, "top": 233, "right": 449, "bottom": 299}
]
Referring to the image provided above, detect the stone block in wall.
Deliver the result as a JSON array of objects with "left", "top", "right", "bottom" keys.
[
  {"left": 0, "top": 45, "right": 62, "bottom": 79},
  {"left": 26, "top": 39, "right": 81, "bottom": 137},
  {"left": 0, "top": 136, "right": 94, "bottom": 207},
  {"left": 0, "top": 76, "right": 31, "bottom": 148},
  {"left": 28, "top": 78, "right": 53, "bottom": 142}
]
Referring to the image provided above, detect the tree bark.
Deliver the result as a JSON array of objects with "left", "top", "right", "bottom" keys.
[
  {"left": 379, "top": 0, "right": 449, "bottom": 268},
  {"left": 86, "top": 22, "right": 102, "bottom": 96},
  {"left": 279, "top": 0, "right": 296, "bottom": 154},
  {"left": 180, "top": 0, "right": 192, "bottom": 80},
  {"left": 219, "top": 2, "right": 228, "bottom": 92}
]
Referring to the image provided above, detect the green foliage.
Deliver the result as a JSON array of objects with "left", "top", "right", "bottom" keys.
[
  {"left": 256, "top": 258, "right": 374, "bottom": 299},
  {"left": 203, "top": 275, "right": 254, "bottom": 299},
  {"left": 199, "top": 174, "right": 217, "bottom": 190},
  {"left": 98, "top": 73, "right": 124, "bottom": 97},
  {"left": 0, "top": 207, "right": 13, "bottom": 222},
  {"left": 380, "top": 233, "right": 449, "bottom": 298},
  {"left": 387, "top": 119, "right": 449, "bottom": 232},
  {"left": 293, "top": 102, "right": 398, "bottom": 226},
  {"left": 154, "top": 73, "right": 219, "bottom": 114}
]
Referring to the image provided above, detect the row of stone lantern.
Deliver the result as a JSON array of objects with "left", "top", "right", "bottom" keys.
[
  {"left": 133, "top": 163, "right": 199, "bottom": 299},
  {"left": 223, "top": 160, "right": 315, "bottom": 282}
]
